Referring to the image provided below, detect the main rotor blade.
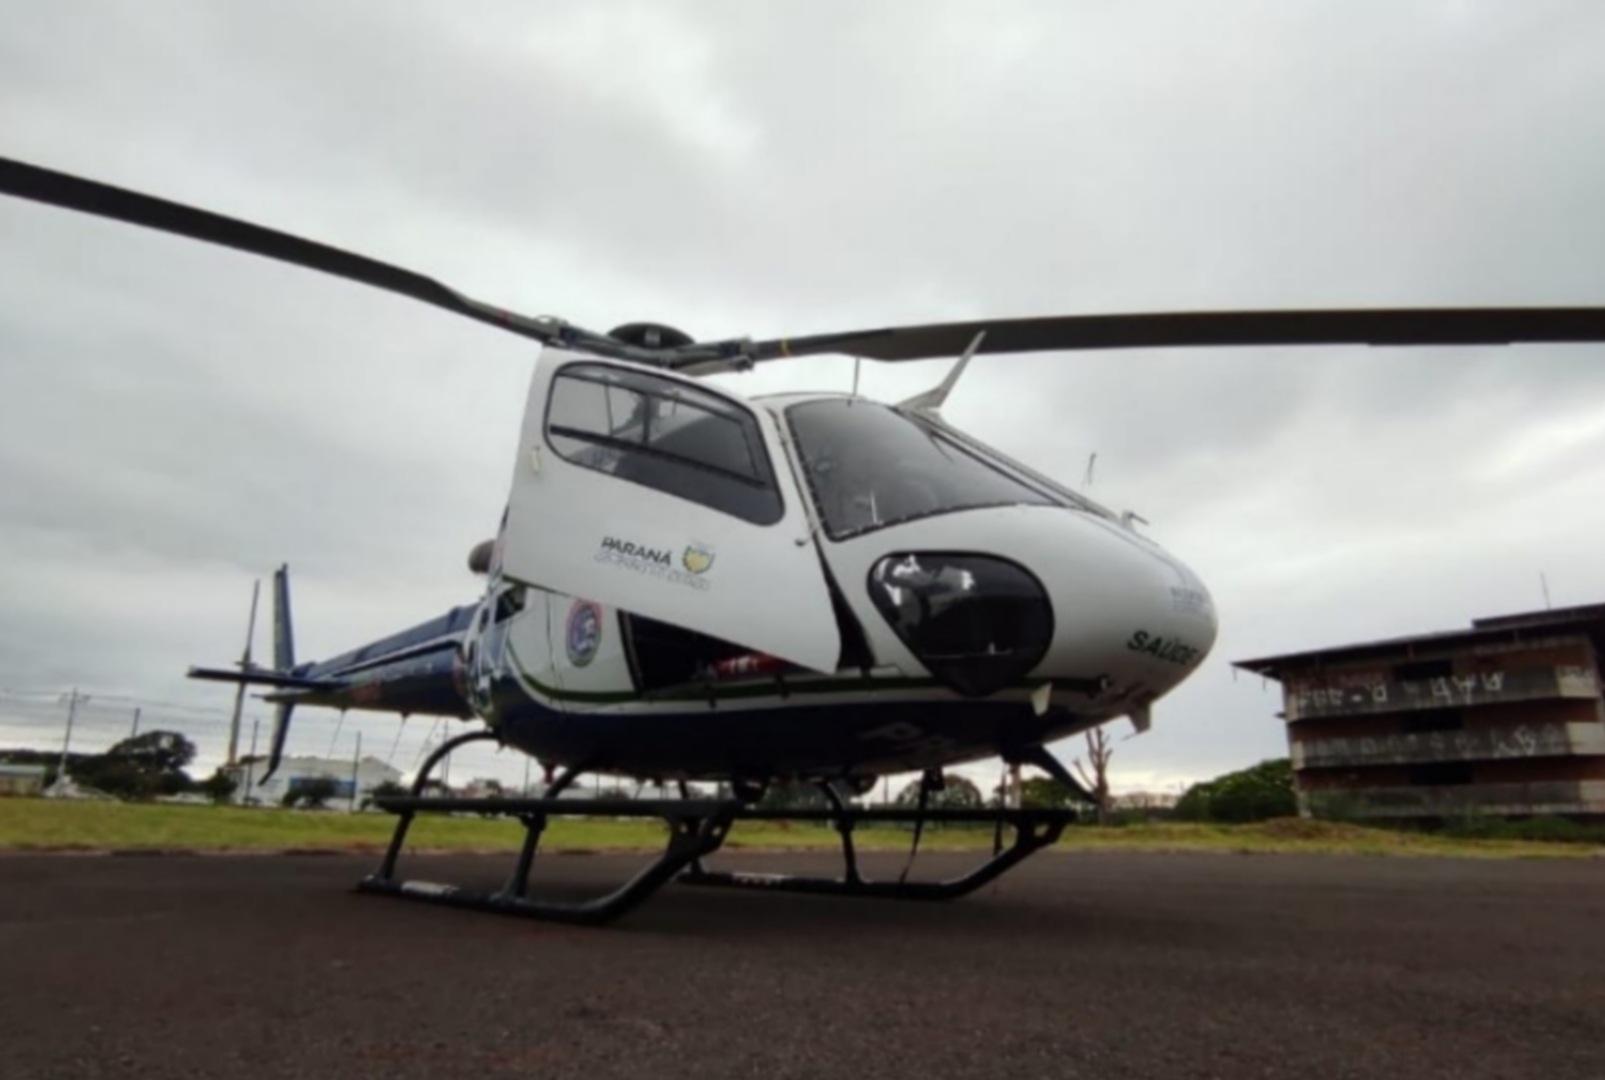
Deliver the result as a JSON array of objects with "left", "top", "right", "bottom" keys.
[
  {"left": 741, "top": 307, "right": 1605, "bottom": 363},
  {"left": 0, "top": 155, "right": 616, "bottom": 352}
]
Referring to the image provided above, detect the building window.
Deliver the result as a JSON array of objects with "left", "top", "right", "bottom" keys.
[
  {"left": 1402, "top": 710, "right": 1464, "bottom": 734},
  {"left": 1394, "top": 658, "right": 1453, "bottom": 682},
  {"left": 1407, "top": 762, "right": 1473, "bottom": 786},
  {"left": 545, "top": 364, "right": 784, "bottom": 526}
]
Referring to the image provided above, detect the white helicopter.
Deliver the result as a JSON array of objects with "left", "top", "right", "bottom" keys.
[{"left": 6, "top": 155, "right": 1603, "bottom": 924}]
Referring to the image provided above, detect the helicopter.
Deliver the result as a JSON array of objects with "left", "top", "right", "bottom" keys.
[{"left": 6, "top": 155, "right": 1605, "bottom": 924}]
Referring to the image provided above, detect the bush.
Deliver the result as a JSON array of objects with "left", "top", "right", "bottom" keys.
[
  {"left": 758, "top": 781, "right": 830, "bottom": 811},
  {"left": 196, "top": 768, "right": 238, "bottom": 804},
  {"left": 1439, "top": 814, "right": 1605, "bottom": 845},
  {"left": 282, "top": 775, "right": 340, "bottom": 809},
  {"left": 1175, "top": 759, "right": 1297, "bottom": 823},
  {"left": 361, "top": 779, "right": 407, "bottom": 810}
]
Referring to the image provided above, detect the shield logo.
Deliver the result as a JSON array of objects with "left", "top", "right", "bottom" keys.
[
  {"left": 565, "top": 600, "right": 604, "bottom": 667},
  {"left": 681, "top": 544, "right": 716, "bottom": 575}
]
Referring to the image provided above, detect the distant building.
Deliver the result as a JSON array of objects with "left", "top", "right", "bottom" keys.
[
  {"left": 0, "top": 763, "right": 47, "bottom": 797},
  {"left": 1109, "top": 791, "right": 1179, "bottom": 811},
  {"left": 1237, "top": 603, "right": 1605, "bottom": 820},
  {"left": 227, "top": 755, "right": 402, "bottom": 810},
  {"left": 459, "top": 777, "right": 506, "bottom": 799}
]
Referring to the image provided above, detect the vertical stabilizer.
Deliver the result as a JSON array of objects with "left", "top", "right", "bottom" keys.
[
  {"left": 272, "top": 563, "right": 295, "bottom": 672},
  {"left": 261, "top": 564, "right": 296, "bottom": 782}
]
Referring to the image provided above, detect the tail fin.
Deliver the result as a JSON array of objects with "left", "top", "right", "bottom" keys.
[
  {"left": 261, "top": 564, "right": 297, "bottom": 782},
  {"left": 272, "top": 563, "right": 295, "bottom": 672}
]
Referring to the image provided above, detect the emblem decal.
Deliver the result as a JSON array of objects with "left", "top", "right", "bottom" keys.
[
  {"left": 682, "top": 543, "right": 716, "bottom": 575},
  {"left": 565, "top": 599, "right": 604, "bottom": 667},
  {"left": 594, "top": 534, "right": 712, "bottom": 591}
]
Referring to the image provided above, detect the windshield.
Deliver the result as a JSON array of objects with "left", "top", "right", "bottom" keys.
[{"left": 785, "top": 400, "right": 1056, "bottom": 539}]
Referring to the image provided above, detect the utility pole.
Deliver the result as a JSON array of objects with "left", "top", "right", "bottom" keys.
[
  {"left": 349, "top": 730, "right": 362, "bottom": 813},
  {"left": 243, "top": 717, "right": 260, "bottom": 806},
  {"left": 227, "top": 579, "right": 262, "bottom": 767},
  {"left": 53, "top": 688, "right": 87, "bottom": 793},
  {"left": 129, "top": 706, "right": 141, "bottom": 739}
]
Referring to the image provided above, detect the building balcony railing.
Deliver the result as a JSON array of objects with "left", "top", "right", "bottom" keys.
[
  {"left": 1286, "top": 665, "right": 1599, "bottom": 721},
  {"left": 1293, "top": 722, "right": 1605, "bottom": 770},
  {"left": 1301, "top": 779, "right": 1605, "bottom": 819}
]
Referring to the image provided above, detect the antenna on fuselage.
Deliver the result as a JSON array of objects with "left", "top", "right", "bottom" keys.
[{"left": 895, "top": 331, "right": 986, "bottom": 416}]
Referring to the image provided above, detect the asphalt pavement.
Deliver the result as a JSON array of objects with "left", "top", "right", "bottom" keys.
[{"left": 1, "top": 849, "right": 1601, "bottom": 1079}]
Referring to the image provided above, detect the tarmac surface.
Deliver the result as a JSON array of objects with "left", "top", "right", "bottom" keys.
[{"left": 2, "top": 849, "right": 1602, "bottom": 1080}]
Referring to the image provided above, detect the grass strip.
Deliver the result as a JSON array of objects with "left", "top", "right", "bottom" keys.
[{"left": 0, "top": 798, "right": 1598, "bottom": 859}]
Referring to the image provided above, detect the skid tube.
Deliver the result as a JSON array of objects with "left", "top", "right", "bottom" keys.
[{"left": 680, "top": 804, "right": 1078, "bottom": 901}]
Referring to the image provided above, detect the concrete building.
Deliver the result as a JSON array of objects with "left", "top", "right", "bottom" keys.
[
  {"left": 1236, "top": 603, "right": 1605, "bottom": 820},
  {"left": 227, "top": 755, "right": 402, "bottom": 810},
  {"left": 0, "top": 763, "right": 48, "bottom": 797}
]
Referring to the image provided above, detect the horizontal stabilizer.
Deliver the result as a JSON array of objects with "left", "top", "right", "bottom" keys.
[{"left": 187, "top": 665, "right": 338, "bottom": 691}]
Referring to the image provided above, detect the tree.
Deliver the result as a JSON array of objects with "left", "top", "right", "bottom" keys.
[
  {"left": 107, "top": 731, "right": 195, "bottom": 773},
  {"left": 1073, "top": 728, "right": 1114, "bottom": 824},
  {"left": 1174, "top": 759, "right": 1296, "bottom": 823},
  {"left": 71, "top": 730, "right": 197, "bottom": 800},
  {"left": 1020, "top": 776, "right": 1079, "bottom": 810},
  {"left": 893, "top": 773, "right": 983, "bottom": 811}
]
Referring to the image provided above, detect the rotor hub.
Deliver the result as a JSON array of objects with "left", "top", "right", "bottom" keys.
[{"left": 607, "top": 322, "right": 694, "bottom": 350}]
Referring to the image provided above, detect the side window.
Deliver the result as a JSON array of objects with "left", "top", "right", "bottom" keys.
[
  {"left": 493, "top": 586, "right": 525, "bottom": 623},
  {"left": 545, "top": 363, "right": 784, "bottom": 526}
]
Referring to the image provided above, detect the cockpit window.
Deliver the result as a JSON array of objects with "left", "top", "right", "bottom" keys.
[
  {"left": 785, "top": 400, "right": 1056, "bottom": 539},
  {"left": 546, "top": 363, "right": 784, "bottom": 526}
]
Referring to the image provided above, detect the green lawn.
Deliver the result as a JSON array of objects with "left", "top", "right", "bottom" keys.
[{"left": 1, "top": 797, "right": 1598, "bottom": 859}]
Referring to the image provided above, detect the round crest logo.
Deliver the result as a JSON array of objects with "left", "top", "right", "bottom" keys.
[
  {"left": 681, "top": 543, "right": 716, "bottom": 575},
  {"left": 565, "top": 599, "right": 604, "bottom": 667}
]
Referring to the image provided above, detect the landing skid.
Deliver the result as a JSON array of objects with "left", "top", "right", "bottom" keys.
[
  {"left": 358, "top": 795, "right": 736, "bottom": 925},
  {"left": 358, "top": 731, "right": 1084, "bottom": 926}
]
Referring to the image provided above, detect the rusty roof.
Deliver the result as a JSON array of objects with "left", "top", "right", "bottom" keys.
[{"left": 1234, "top": 602, "right": 1605, "bottom": 681}]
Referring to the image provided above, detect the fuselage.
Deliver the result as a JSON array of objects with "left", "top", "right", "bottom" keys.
[{"left": 282, "top": 383, "right": 1218, "bottom": 785}]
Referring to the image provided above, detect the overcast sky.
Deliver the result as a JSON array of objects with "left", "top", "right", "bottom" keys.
[{"left": 3, "top": 1, "right": 1604, "bottom": 792}]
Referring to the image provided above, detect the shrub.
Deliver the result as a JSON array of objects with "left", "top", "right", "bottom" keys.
[{"left": 1175, "top": 759, "right": 1297, "bottom": 823}]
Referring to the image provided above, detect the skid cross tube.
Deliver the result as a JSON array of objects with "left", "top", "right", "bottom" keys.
[{"left": 683, "top": 805, "right": 1076, "bottom": 901}]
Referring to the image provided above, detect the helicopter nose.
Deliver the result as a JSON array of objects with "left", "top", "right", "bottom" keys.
[
  {"left": 858, "top": 508, "right": 1215, "bottom": 703},
  {"left": 1035, "top": 515, "right": 1217, "bottom": 702}
]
